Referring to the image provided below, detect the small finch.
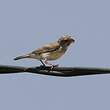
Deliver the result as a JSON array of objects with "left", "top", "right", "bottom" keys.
[{"left": 14, "top": 35, "right": 75, "bottom": 67}]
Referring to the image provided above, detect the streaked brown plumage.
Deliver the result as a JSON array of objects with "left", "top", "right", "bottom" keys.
[{"left": 14, "top": 35, "right": 75, "bottom": 67}]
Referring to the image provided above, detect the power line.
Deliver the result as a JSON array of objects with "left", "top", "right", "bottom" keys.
[{"left": 0, "top": 65, "right": 110, "bottom": 77}]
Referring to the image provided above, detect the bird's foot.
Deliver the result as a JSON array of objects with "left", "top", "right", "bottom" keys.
[
  {"left": 39, "top": 65, "right": 46, "bottom": 69},
  {"left": 38, "top": 64, "right": 59, "bottom": 71},
  {"left": 50, "top": 64, "right": 59, "bottom": 70}
]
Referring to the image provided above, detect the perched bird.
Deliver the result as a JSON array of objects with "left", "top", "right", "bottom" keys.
[{"left": 14, "top": 35, "right": 75, "bottom": 67}]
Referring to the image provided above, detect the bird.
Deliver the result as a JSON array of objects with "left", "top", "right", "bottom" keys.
[{"left": 14, "top": 35, "right": 75, "bottom": 67}]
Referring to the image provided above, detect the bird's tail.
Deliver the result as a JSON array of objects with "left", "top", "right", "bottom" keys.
[{"left": 14, "top": 54, "right": 30, "bottom": 60}]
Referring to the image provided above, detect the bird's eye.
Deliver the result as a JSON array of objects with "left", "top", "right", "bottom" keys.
[{"left": 64, "top": 39, "right": 68, "bottom": 42}]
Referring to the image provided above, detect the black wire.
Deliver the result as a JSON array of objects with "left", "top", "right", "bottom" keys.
[{"left": 0, "top": 65, "right": 110, "bottom": 77}]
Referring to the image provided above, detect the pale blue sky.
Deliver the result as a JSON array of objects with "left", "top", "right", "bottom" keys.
[{"left": 0, "top": 0, "right": 110, "bottom": 110}]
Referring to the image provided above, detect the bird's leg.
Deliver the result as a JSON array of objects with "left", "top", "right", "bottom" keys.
[
  {"left": 44, "top": 59, "right": 59, "bottom": 70},
  {"left": 39, "top": 59, "right": 46, "bottom": 67}
]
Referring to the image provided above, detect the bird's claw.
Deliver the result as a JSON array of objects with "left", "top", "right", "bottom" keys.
[
  {"left": 50, "top": 64, "right": 59, "bottom": 70},
  {"left": 39, "top": 64, "right": 59, "bottom": 72},
  {"left": 39, "top": 65, "right": 46, "bottom": 69}
]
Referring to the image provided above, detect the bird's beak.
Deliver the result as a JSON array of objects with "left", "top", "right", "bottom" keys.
[{"left": 71, "top": 38, "right": 75, "bottom": 43}]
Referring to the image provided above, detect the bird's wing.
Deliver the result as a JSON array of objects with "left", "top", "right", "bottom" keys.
[{"left": 31, "top": 42, "right": 60, "bottom": 54}]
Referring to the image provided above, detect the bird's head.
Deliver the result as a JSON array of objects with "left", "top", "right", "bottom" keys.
[{"left": 58, "top": 35, "right": 75, "bottom": 48}]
